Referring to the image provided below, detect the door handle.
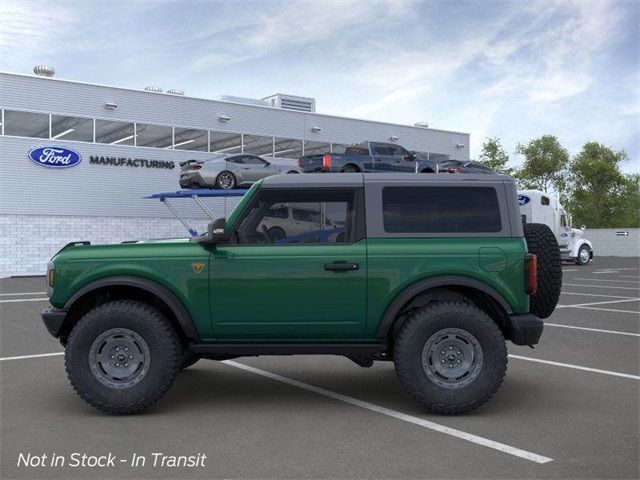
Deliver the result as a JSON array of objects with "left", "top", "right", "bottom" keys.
[{"left": 324, "top": 262, "right": 359, "bottom": 271}]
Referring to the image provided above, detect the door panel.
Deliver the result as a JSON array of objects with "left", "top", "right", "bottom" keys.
[{"left": 211, "top": 241, "right": 367, "bottom": 340}]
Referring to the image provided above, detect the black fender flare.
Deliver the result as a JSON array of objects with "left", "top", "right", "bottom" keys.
[
  {"left": 64, "top": 276, "right": 198, "bottom": 340},
  {"left": 375, "top": 275, "right": 512, "bottom": 341}
]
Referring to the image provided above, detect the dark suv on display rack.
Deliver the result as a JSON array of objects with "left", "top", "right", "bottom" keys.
[{"left": 42, "top": 173, "right": 561, "bottom": 415}]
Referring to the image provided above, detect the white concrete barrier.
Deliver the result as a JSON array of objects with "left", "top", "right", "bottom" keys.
[{"left": 585, "top": 228, "right": 639, "bottom": 257}]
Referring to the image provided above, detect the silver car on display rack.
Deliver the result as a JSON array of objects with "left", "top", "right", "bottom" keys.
[{"left": 179, "top": 154, "right": 301, "bottom": 189}]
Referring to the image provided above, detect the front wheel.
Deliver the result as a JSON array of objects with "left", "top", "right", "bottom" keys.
[
  {"left": 65, "top": 300, "right": 182, "bottom": 414},
  {"left": 394, "top": 301, "right": 507, "bottom": 415},
  {"left": 576, "top": 245, "right": 591, "bottom": 265},
  {"left": 215, "top": 171, "right": 236, "bottom": 190}
]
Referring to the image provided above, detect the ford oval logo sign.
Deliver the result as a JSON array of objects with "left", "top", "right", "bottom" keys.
[
  {"left": 518, "top": 195, "right": 530, "bottom": 206},
  {"left": 28, "top": 146, "right": 82, "bottom": 168}
]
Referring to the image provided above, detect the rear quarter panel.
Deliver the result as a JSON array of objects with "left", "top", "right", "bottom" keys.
[{"left": 364, "top": 237, "right": 529, "bottom": 338}]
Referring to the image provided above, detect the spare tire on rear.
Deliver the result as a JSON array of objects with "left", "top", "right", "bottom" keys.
[{"left": 523, "top": 223, "right": 562, "bottom": 319}]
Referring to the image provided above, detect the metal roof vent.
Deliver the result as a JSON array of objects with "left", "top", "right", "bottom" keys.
[
  {"left": 262, "top": 93, "right": 316, "bottom": 112},
  {"left": 33, "top": 65, "right": 55, "bottom": 77},
  {"left": 167, "top": 89, "right": 184, "bottom": 96},
  {"left": 144, "top": 85, "right": 163, "bottom": 93},
  {"left": 414, "top": 122, "right": 429, "bottom": 128}
]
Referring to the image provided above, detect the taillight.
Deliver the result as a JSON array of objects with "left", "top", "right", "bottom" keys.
[
  {"left": 525, "top": 253, "right": 537, "bottom": 295},
  {"left": 297, "top": 158, "right": 301, "bottom": 167},
  {"left": 322, "top": 154, "right": 331, "bottom": 170}
]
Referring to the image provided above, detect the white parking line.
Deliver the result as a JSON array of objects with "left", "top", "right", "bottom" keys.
[
  {"left": 509, "top": 355, "right": 640, "bottom": 380},
  {"left": 572, "top": 278, "right": 639, "bottom": 284},
  {"left": 0, "top": 298, "right": 49, "bottom": 304},
  {"left": 222, "top": 360, "right": 552, "bottom": 464},
  {"left": 556, "top": 298, "right": 640, "bottom": 308},
  {"left": 545, "top": 323, "right": 640, "bottom": 337},
  {"left": 563, "top": 283, "right": 639, "bottom": 291},
  {"left": 568, "top": 306, "right": 640, "bottom": 315},
  {"left": 0, "top": 292, "right": 47, "bottom": 296},
  {"left": 562, "top": 269, "right": 579, "bottom": 272},
  {"left": 0, "top": 352, "right": 63, "bottom": 362},
  {"left": 561, "top": 291, "right": 638, "bottom": 299},
  {"left": 619, "top": 275, "right": 640, "bottom": 279}
]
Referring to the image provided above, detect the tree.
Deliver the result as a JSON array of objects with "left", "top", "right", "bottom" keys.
[
  {"left": 514, "top": 135, "right": 569, "bottom": 193},
  {"left": 477, "top": 137, "right": 513, "bottom": 175},
  {"left": 567, "top": 142, "right": 639, "bottom": 228}
]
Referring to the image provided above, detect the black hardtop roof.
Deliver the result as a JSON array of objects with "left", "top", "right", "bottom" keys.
[{"left": 261, "top": 172, "right": 514, "bottom": 189}]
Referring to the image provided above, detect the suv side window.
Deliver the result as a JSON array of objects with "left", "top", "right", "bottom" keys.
[
  {"left": 233, "top": 189, "right": 359, "bottom": 244},
  {"left": 382, "top": 186, "right": 502, "bottom": 233}
]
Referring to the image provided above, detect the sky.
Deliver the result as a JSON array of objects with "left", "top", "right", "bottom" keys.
[{"left": 1, "top": 0, "right": 638, "bottom": 172}]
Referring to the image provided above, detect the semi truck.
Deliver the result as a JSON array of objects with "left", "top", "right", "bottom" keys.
[{"left": 518, "top": 189, "right": 594, "bottom": 265}]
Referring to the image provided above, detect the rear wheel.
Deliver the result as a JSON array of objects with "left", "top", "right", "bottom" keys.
[
  {"left": 268, "top": 226, "right": 287, "bottom": 242},
  {"left": 341, "top": 165, "right": 359, "bottom": 173},
  {"left": 394, "top": 301, "right": 507, "bottom": 415},
  {"left": 65, "top": 300, "right": 181, "bottom": 414},
  {"left": 523, "top": 223, "right": 562, "bottom": 318},
  {"left": 576, "top": 244, "right": 591, "bottom": 266},
  {"left": 215, "top": 171, "right": 236, "bottom": 190}
]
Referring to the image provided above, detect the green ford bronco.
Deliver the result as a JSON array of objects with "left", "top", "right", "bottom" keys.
[{"left": 42, "top": 173, "right": 562, "bottom": 415}]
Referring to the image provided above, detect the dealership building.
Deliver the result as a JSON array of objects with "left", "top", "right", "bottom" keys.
[{"left": 0, "top": 69, "right": 470, "bottom": 277}]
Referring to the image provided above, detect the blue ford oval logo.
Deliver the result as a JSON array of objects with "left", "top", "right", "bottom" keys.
[
  {"left": 28, "top": 146, "right": 82, "bottom": 168},
  {"left": 518, "top": 195, "right": 530, "bottom": 206}
]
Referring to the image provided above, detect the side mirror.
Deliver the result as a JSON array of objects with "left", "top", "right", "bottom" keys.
[
  {"left": 264, "top": 161, "right": 271, "bottom": 166},
  {"left": 405, "top": 151, "right": 416, "bottom": 160},
  {"left": 581, "top": 225, "right": 586, "bottom": 231},
  {"left": 195, "top": 218, "right": 227, "bottom": 244}
]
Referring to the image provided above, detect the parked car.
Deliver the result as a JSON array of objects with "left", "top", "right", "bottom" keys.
[
  {"left": 438, "top": 159, "right": 495, "bottom": 174},
  {"left": 43, "top": 173, "right": 562, "bottom": 415},
  {"left": 179, "top": 154, "right": 300, "bottom": 189},
  {"left": 260, "top": 204, "right": 345, "bottom": 243},
  {"left": 298, "top": 141, "right": 438, "bottom": 173}
]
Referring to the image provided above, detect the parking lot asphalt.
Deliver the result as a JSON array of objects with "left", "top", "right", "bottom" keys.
[{"left": 1, "top": 257, "right": 638, "bottom": 479}]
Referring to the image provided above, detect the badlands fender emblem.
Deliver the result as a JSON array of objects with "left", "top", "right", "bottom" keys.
[{"left": 191, "top": 262, "right": 205, "bottom": 273}]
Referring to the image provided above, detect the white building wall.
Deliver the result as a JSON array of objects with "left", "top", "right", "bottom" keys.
[
  {"left": 586, "top": 228, "right": 640, "bottom": 257},
  {"left": 0, "top": 71, "right": 472, "bottom": 277}
]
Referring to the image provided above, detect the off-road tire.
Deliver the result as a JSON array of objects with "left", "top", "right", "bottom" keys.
[
  {"left": 523, "top": 222, "right": 562, "bottom": 318},
  {"left": 394, "top": 301, "right": 507, "bottom": 415},
  {"left": 576, "top": 244, "right": 591, "bottom": 266},
  {"left": 65, "top": 300, "right": 181, "bottom": 414},
  {"left": 215, "top": 171, "right": 236, "bottom": 190}
]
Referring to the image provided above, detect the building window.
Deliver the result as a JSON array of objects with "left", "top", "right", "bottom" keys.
[
  {"left": 210, "top": 131, "right": 243, "bottom": 154},
  {"left": 173, "top": 127, "right": 208, "bottom": 151},
  {"left": 304, "top": 141, "right": 330, "bottom": 156},
  {"left": 382, "top": 186, "right": 502, "bottom": 233},
  {"left": 95, "top": 119, "right": 135, "bottom": 145},
  {"left": 273, "top": 137, "right": 303, "bottom": 159},
  {"left": 136, "top": 123, "right": 172, "bottom": 148},
  {"left": 3, "top": 110, "right": 49, "bottom": 138},
  {"left": 50, "top": 115, "right": 94, "bottom": 142},
  {"left": 331, "top": 143, "right": 349, "bottom": 154},
  {"left": 243, "top": 134, "right": 274, "bottom": 157}
]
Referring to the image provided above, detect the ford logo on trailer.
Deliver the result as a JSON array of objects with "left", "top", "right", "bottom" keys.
[
  {"left": 28, "top": 146, "right": 82, "bottom": 168},
  {"left": 518, "top": 195, "right": 530, "bottom": 206}
]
